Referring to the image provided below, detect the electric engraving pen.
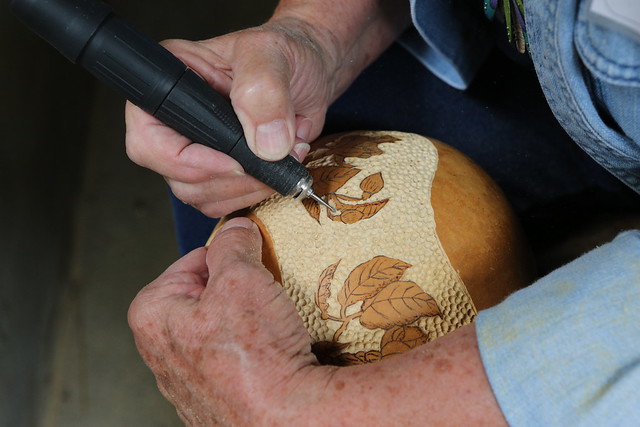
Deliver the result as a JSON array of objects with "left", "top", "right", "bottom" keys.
[{"left": 11, "top": 0, "right": 333, "bottom": 211}]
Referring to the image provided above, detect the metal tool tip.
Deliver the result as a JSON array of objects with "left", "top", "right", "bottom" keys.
[{"left": 308, "top": 191, "right": 336, "bottom": 213}]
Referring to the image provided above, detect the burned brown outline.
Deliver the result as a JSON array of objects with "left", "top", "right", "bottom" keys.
[
  {"left": 303, "top": 134, "right": 400, "bottom": 224},
  {"left": 313, "top": 255, "right": 441, "bottom": 365}
]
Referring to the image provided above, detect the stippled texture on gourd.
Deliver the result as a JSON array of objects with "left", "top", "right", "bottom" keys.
[{"left": 243, "top": 131, "right": 477, "bottom": 365}]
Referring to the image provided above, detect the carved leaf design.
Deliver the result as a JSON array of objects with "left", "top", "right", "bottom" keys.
[
  {"left": 327, "top": 134, "right": 401, "bottom": 162},
  {"left": 304, "top": 147, "right": 331, "bottom": 163},
  {"left": 340, "top": 199, "right": 389, "bottom": 224},
  {"left": 380, "top": 326, "right": 430, "bottom": 359},
  {"left": 316, "top": 260, "right": 341, "bottom": 319},
  {"left": 356, "top": 134, "right": 401, "bottom": 145},
  {"left": 303, "top": 198, "right": 321, "bottom": 223},
  {"left": 334, "top": 350, "right": 382, "bottom": 366},
  {"left": 333, "top": 193, "right": 363, "bottom": 202},
  {"left": 329, "top": 141, "right": 383, "bottom": 163},
  {"left": 339, "top": 209, "right": 364, "bottom": 224},
  {"left": 306, "top": 133, "right": 400, "bottom": 165},
  {"left": 360, "top": 281, "right": 441, "bottom": 330},
  {"left": 360, "top": 172, "right": 384, "bottom": 199},
  {"left": 308, "top": 166, "right": 360, "bottom": 196},
  {"left": 329, "top": 194, "right": 354, "bottom": 211},
  {"left": 337, "top": 256, "right": 411, "bottom": 308},
  {"left": 326, "top": 195, "right": 347, "bottom": 222}
]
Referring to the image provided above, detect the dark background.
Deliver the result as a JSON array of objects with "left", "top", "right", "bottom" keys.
[{"left": 1, "top": 1, "right": 276, "bottom": 425}]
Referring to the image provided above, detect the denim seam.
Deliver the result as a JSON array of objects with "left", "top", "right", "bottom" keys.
[
  {"left": 575, "top": 18, "right": 640, "bottom": 85},
  {"left": 528, "top": 0, "right": 640, "bottom": 190}
]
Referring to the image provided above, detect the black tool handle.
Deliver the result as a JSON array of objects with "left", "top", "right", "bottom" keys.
[{"left": 11, "top": 0, "right": 307, "bottom": 196}]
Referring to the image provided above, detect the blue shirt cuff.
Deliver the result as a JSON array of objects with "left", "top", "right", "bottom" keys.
[{"left": 476, "top": 230, "right": 640, "bottom": 425}]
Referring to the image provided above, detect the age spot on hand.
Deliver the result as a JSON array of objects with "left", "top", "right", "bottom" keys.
[{"left": 435, "top": 357, "right": 453, "bottom": 373}]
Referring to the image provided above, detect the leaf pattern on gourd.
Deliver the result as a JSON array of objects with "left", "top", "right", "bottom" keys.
[
  {"left": 337, "top": 256, "right": 411, "bottom": 309},
  {"left": 360, "top": 172, "right": 384, "bottom": 200},
  {"left": 314, "top": 255, "right": 441, "bottom": 366},
  {"left": 308, "top": 166, "right": 361, "bottom": 196},
  {"left": 303, "top": 134, "right": 400, "bottom": 224},
  {"left": 359, "top": 281, "right": 441, "bottom": 329},
  {"left": 380, "top": 326, "right": 430, "bottom": 359},
  {"left": 303, "top": 198, "right": 321, "bottom": 223},
  {"left": 335, "top": 350, "right": 382, "bottom": 366},
  {"left": 305, "top": 134, "right": 399, "bottom": 164},
  {"left": 335, "top": 199, "right": 389, "bottom": 224},
  {"left": 316, "top": 260, "right": 340, "bottom": 320}
]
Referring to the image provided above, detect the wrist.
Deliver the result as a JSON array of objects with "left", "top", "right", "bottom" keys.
[
  {"left": 268, "top": 0, "right": 411, "bottom": 101},
  {"left": 274, "top": 364, "right": 341, "bottom": 426}
]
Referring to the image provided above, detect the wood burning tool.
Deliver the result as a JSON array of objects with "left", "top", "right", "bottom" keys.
[{"left": 12, "top": 0, "right": 333, "bottom": 211}]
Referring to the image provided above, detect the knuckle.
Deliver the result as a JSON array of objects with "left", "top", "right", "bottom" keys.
[
  {"left": 169, "top": 184, "right": 201, "bottom": 206},
  {"left": 127, "top": 296, "right": 152, "bottom": 334},
  {"left": 200, "top": 203, "right": 227, "bottom": 218},
  {"left": 159, "top": 38, "right": 187, "bottom": 53},
  {"left": 125, "top": 139, "right": 144, "bottom": 165},
  {"left": 217, "top": 259, "right": 272, "bottom": 289}
]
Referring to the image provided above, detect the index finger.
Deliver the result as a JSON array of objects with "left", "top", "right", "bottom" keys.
[{"left": 125, "top": 102, "right": 246, "bottom": 182}]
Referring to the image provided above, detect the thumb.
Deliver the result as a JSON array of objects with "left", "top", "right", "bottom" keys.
[
  {"left": 203, "top": 217, "right": 301, "bottom": 333},
  {"left": 229, "top": 38, "right": 297, "bottom": 161},
  {"left": 203, "top": 217, "right": 270, "bottom": 298},
  {"left": 203, "top": 217, "right": 312, "bottom": 365}
]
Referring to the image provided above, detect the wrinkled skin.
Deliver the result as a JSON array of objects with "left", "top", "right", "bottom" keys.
[
  {"left": 128, "top": 218, "right": 320, "bottom": 424},
  {"left": 125, "top": 1, "right": 411, "bottom": 218},
  {"left": 125, "top": 23, "right": 332, "bottom": 217},
  {"left": 129, "top": 218, "right": 506, "bottom": 426}
]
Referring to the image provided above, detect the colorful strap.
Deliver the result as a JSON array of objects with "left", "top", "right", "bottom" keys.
[{"left": 484, "top": 0, "right": 529, "bottom": 53}]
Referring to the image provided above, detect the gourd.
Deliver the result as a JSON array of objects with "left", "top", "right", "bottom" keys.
[{"left": 212, "top": 131, "right": 534, "bottom": 365}]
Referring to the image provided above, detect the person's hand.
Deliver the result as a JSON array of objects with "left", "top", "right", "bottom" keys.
[
  {"left": 125, "top": 1, "right": 412, "bottom": 218},
  {"left": 127, "top": 217, "right": 323, "bottom": 424},
  {"left": 125, "top": 19, "right": 336, "bottom": 218},
  {"left": 129, "top": 217, "right": 507, "bottom": 425}
]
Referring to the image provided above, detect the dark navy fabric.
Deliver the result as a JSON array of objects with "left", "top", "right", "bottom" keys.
[
  {"left": 169, "top": 191, "right": 218, "bottom": 256},
  {"left": 171, "top": 42, "right": 638, "bottom": 256}
]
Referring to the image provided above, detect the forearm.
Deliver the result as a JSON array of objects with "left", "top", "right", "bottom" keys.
[
  {"left": 269, "top": 0, "right": 411, "bottom": 101},
  {"left": 295, "top": 324, "right": 507, "bottom": 426}
]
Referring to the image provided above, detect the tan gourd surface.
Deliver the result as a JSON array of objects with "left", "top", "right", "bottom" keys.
[
  {"left": 211, "top": 131, "right": 534, "bottom": 365},
  {"left": 429, "top": 141, "right": 534, "bottom": 311}
]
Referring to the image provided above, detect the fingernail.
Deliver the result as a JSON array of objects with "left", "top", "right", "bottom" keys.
[
  {"left": 255, "top": 120, "right": 290, "bottom": 160},
  {"left": 296, "top": 118, "right": 313, "bottom": 143},
  {"left": 291, "top": 143, "right": 310, "bottom": 161},
  {"left": 219, "top": 217, "right": 257, "bottom": 232}
]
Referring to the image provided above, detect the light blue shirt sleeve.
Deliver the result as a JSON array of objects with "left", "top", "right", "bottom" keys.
[
  {"left": 476, "top": 230, "right": 640, "bottom": 425},
  {"left": 399, "top": 0, "right": 494, "bottom": 90}
]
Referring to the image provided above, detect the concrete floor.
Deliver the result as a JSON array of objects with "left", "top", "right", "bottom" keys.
[
  {"left": 3, "top": 1, "right": 275, "bottom": 426},
  {"left": 38, "top": 82, "right": 182, "bottom": 426}
]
